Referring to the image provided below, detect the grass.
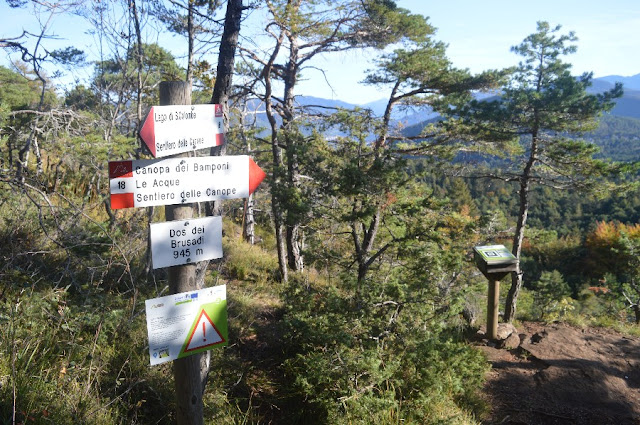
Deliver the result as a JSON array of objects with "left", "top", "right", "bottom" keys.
[{"left": 3, "top": 199, "right": 638, "bottom": 424}]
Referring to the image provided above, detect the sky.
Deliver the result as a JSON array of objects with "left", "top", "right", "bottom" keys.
[
  {"left": 297, "top": 0, "right": 640, "bottom": 103},
  {"left": 1, "top": 0, "right": 639, "bottom": 105}
]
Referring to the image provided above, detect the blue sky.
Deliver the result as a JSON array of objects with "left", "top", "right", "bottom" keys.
[
  {"left": 298, "top": 0, "right": 640, "bottom": 103},
  {"left": 2, "top": 1, "right": 639, "bottom": 104}
]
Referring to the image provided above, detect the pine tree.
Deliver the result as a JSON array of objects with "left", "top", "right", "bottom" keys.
[{"left": 454, "top": 22, "right": 625, "bottom": 322}]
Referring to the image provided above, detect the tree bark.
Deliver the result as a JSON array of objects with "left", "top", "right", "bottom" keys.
[
  {"left": 243, "top": 195, "right": 255, "bottom": 244},
  {"left": 205, "top": 0, "right": 243, "bottom": 215},
  {"left": 504, "top": 137, "right": 537, "bottom": 323},
  {"left": 184, "top": 0, "right": 244, "bottom": 393},
  {"left": 283, "top": 16, "right": 304, "bottom": 272},
  {"left": 186, "top": 0, "right": 195, "bottom": 86},
  {"left": 262, "top": 27, "right": 288, "bottom": 282},
  {"left": 242, "top": 126, "right": 255, "bottom": 244}
]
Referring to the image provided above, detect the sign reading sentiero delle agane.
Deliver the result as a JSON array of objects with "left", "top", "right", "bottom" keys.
[
  {"left": 108, "top": 155, "right": 266, "bottom": 209},
  {"left": 150, "top": 216, "right": 222, "bottom": 269},
  {"left": 139, "top": 104, "right": 224, "bottom": 158}
]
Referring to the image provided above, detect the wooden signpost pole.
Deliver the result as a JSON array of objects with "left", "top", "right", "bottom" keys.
[
  {"left": 160, "top": 81, "right": 205, "bottom": 425},
  {"left": 473, "top": 245, "right": 519, "bottom": 341},
  {"left": 487, "top": 279, "right": 500, "bottom": 340}
]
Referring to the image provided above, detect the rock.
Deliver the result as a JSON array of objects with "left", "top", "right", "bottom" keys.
[
  {"left": 499, "top": 332, "right": 521, "bottom": 349},
  {"left": 496, "top": 323, "right": 517, "bottom": 340}
]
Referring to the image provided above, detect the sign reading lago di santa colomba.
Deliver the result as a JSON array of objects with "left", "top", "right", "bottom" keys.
[{"left": 139, "top": 104, "right": 224, "bottom": 158}]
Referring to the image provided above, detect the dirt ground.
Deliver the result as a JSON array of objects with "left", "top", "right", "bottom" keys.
[{"left": 476, "top": 322, "right": 640, "bottom": 425}]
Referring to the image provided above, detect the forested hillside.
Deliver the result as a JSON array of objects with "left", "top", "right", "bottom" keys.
[{"left": 1, "top": 2, "right": 639, "bottom": 425}]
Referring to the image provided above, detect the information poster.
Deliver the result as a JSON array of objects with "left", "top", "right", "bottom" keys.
[{"left": 145, "top": 285, "right": 227, "bottom": 366}]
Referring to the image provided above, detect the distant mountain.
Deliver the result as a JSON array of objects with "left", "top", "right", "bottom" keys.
[
  {"left": 296, "top": 96, "right": 439, "bottom": 128},
  {"left": 589, "top": 75, "right": 640, "bottom": 120},
  {"left": 295, "top": 96, "right": 358, "bottom": 111},
  {"left": 242, "top": 73, "right": 640, "bottom": 142},
  {"left": 596, "top": 74, "right": 640, "bottom": 91},
  {"left": 353, "top": 75, "right": 640, "bottom": 122},
  {"left": 398, "top": 75, "right": 640, "bottom": 139},
  {"left": 359, "top": 98, "right": 387, "bottom": 116}
]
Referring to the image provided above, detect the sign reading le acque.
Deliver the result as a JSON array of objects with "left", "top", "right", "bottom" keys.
[{"left": 108, "top": 155, "right": 266, "bottom": 209}]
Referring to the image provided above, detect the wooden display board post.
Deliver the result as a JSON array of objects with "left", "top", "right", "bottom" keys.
[{"left": 473, "top": 245, "right": 519, "bottom": 340}]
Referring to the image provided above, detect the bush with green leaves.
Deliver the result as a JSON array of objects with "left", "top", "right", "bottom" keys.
[
  {"left": 531, "top": 270, "right": 571, "bottom": 321},
  {"left": 280, "top": 264, "right": 488, "bottom": 424}
]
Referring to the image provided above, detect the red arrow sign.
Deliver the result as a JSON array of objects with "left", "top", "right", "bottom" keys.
[
  {"left": 139, "top": 104, "right": 224, "bottom": 158},
  {"left": 109, "top": 155, "right": 266, "bottom": 209}
]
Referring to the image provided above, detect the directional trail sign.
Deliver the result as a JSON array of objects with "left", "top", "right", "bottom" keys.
[
  {"left": 145, "top": 285, "right": 228, "bottom": 366},
  {"left": 150, "top": 216, "right": 222, "bottom": 269},
  {"left": 109, "top": 155, "right": 266, "bottom": 209},
  {"left": 139, "top": 104, "right": 224, "bottom": 158}
]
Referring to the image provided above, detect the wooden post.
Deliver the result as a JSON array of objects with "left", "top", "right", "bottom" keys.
[
  {"left": 473, "top": 245, "right": 518, "bottom": 342},
  {"left": 487, "top": 279, "right": 500, "bottom": 340},
  {"left": 160, "top": 81, "right": 205, "bottom": 425}
]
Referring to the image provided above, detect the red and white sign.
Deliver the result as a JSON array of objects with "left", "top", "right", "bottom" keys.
[
  {"left": 109, "top": 155, "right": 266, "bottom": 209},
  {"left": 139, "top": 104, "right": 224, "bottom": 158}
]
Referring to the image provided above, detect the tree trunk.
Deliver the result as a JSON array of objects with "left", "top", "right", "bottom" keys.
[
  {"left": 186, "top": 0, "right": 195, "bottom": 86},
  {"left": 205, "top": 0, "right": 243, "bottom": 217},
  {"left": 206, "top": 0, "right": 243, "bottom": 202},
  {"left": 243, "top": 195, "right": 255, "bottom": 244},
  {"left": 263, "top": 29, "right": 288, "bottom": 282},
  {"left": 242, "top": 134, "right": 255, "bottom": 244},
  {"left": 504, "top": 180, "right": 529, "bottom": 323},
  {"left": 183, "top": 0, "right": 243, "bottom": 390},
  {"left": 283, "top": 27, "right": 304, "bottom": 272},
  {"left": 352, "top": 205, "right": 382, "bottom": 286},
  {"left": 287, "top": 224, "right": 304, "bottom": 271},
  {"left": 504, "top": 138, "right": 538, "bottom": 323},
  {"left": 160, "top": 81, "right": 206, "bottom": 425},
  {"left": 130, "top": 0, "right": 143, "bottom": 130}
]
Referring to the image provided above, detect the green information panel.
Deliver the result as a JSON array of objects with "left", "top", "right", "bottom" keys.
[
  {"left": 473, "top": 245, "right": 517, "bottom": 265},
  {"left": 145, "top": 285, "right": 228, "bottom": 366}
]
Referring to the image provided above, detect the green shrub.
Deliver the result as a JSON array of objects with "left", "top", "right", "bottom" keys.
[{"left": 280, "top": 275, "right": 488, "bottom": 424}]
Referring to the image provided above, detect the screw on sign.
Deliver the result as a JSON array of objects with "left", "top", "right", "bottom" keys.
[{"left": 145, "top": 285, "right": 228, "bottom": 366}]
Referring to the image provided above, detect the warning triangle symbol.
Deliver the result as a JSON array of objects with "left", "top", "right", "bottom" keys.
[{"left": 184, "top": 309, "right": 225, "bottom": 352}]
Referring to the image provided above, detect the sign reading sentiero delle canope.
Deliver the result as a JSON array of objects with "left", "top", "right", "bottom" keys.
[
  {"left": 150, "top": 216, "right": 222, "bottom": 269},
  {"left": 108, "top": 155, "right": 266, "bottom": 209}
]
